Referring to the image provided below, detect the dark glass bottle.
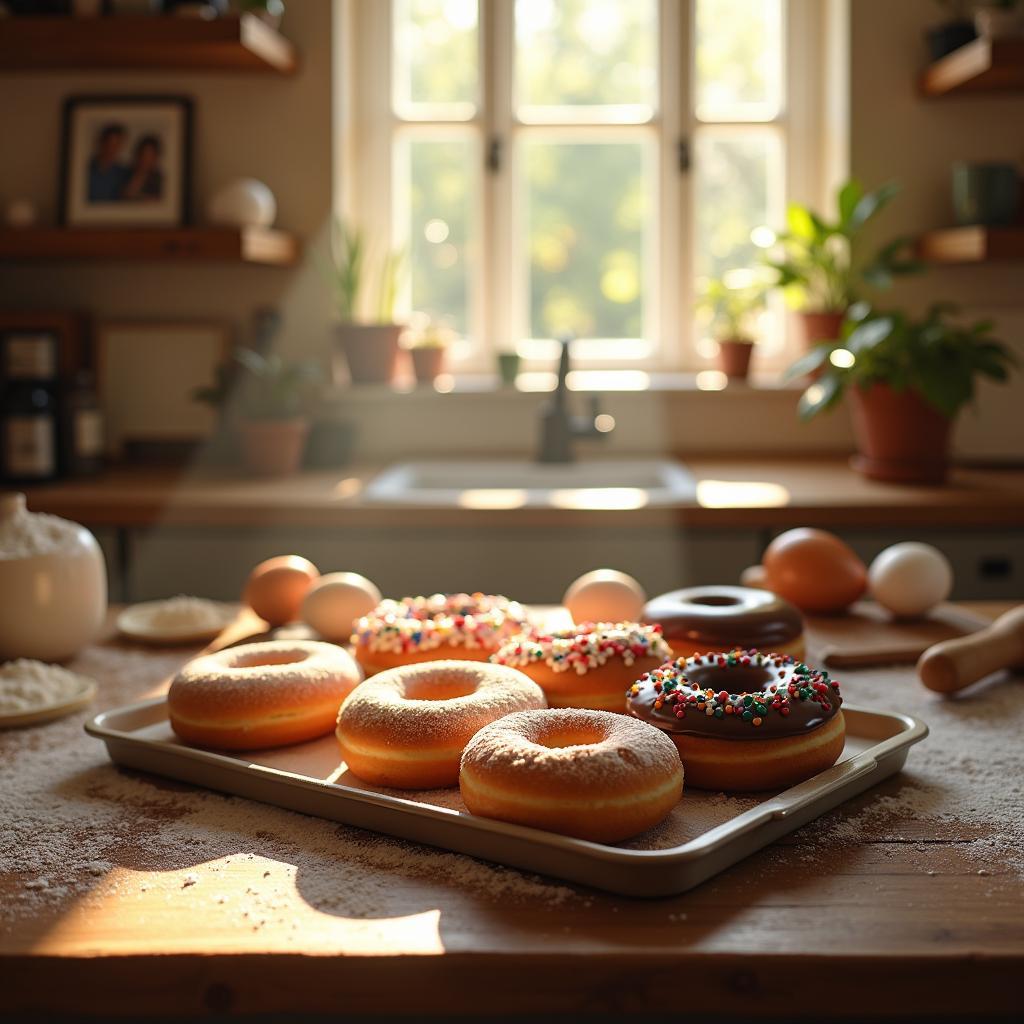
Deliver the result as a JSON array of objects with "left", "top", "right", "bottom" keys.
[
  {"left": 60, "top": 370, "right": 104, "bottom": 477},
  {"left": 1, "top": 382, "right": 58, "bottom": 483}
]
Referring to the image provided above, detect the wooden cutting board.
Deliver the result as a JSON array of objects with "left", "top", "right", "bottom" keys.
[{"left": 807, "top": 601, "right": 990, "bottom": 668}]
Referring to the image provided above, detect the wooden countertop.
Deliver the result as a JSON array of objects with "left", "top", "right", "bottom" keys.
[
  {"left": 2, "top": 603, "right": 1023, "bottom": 1019},
  {"left": 18, "top": 457, "right": 1024, "bottom": 530}
]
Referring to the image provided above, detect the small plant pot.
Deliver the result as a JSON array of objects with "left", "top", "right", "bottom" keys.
[
  {"left": 497, "top": 352, "right": 521, "bottom": 387},
  {"left": 239, "top": 417, "right": 309, "bottom": 477},
  {"left": 410, "top": 345, "right": 446, "bottom": 385},
  {"left": 924, "top": 19, "right": 976, "bottom": 61},
  {"left": 847, "top": 383, "right": 953, "bottom": 485},
  {"left": 717, "top": 339, "right": 754, "bottom": 380},
  {"left": 796, "top": 310, "right": 846, "bottom": 352},
  {"left": 333, "top": 323, "right": 403, "bottom": 386}
]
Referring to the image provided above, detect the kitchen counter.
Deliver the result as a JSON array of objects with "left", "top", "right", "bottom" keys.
[
  {"left": 2, "top": 603, "right": 1023, "bottom": 1019},
  {"left": 19, "top": 457, "right": 1024, "bottom": 529}
]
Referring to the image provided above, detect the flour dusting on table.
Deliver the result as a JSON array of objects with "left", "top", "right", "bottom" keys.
[{"left": 1, "top": 634, "right": 1022, "bottom": 928}]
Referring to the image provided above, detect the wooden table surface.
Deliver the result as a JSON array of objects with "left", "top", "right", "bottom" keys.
[
  {"left": 2, "top": 603, "right": 1023, "bottom": 1019},
  {"left": 20, "top": 457, "right": 1024, "bottom": 529}
]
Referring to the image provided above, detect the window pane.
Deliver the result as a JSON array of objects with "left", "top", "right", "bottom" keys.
[
  {"left": 395, "top": 135, "right": 477, "bottom": 339},
  {"left": 515, "top": 0, "right": 658, "bottom": 122},
  {"left": 694, "top": 130, "right": 783, "bottom": 357},
  {"left": 524, "top": 139, "right": 650, "bottom": 346},
  {"left": 393, "top": 0, "right": 478, "bottom": 120},
  {"left": 695, "top": 0, "right": 783, "bottom": 122}
]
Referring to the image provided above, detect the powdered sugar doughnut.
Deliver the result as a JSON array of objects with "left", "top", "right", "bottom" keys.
[
  {"left": 490, "top": 622, "right": 672, "bottom": 711},
  {"left": 336, "top": 660, "right": 546, "bottom": 788},
  {"left": 352, "top": 593, "right": 528, "bottom": 675},
  {"left": 460, "top": 708, "right": 684, "bottom": 843},
  {"left": 169, "top": 640, "right": 361, "bottom": 751}
]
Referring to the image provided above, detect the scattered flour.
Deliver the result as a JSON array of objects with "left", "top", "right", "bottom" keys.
[
  {"left": 140, "top": 596, "right": 230, "bottom": 632},
  {"left": 2, "top": 634, "right": 1022, "bottom": 931},
  {"left": 0, "top": 660, "right": 95, "bottom": 713}
]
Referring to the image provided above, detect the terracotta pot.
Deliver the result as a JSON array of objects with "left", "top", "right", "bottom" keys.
[
  {"left": 796, "top": 310, "right": 846, "bottom": 352},
  {"left": 410, "top": 345, "right": 446, "bottom": 384},
  {"left": 239, "top": 417, "right": 309, "bottom": 477},
  {"left": 717, "top": 339, "right": 754, "bottom": 380},
  {"left": 847, "top": 382, "right": 953, "bottom": 485},
  {"left": 333, "top": 323, "right": 403, "bottom": 386}
]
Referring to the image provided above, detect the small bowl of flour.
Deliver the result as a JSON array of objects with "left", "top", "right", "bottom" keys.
[
  {"left": 0, "top": 659, "right": 97, "bottom": 728},
  {"left": 118, "top": 595, "right": 237, "bottom": 646}
]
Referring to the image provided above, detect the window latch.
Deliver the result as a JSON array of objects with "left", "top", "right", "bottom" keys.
[
  {"left": 486, "top": 136, "right": 502, "bottom": 174},
  {"left": 677, "top": 137, "right": 691, "bottom": 174}
]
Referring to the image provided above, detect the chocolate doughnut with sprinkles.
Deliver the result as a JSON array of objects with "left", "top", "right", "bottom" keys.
[
  {"left": 626, "top": 650, "right": 845, "bottom": 791},
  {"left": 491, "top": 622, "right": 673, "bottom": 712}
]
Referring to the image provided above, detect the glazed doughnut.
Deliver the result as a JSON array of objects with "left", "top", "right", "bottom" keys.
[
  {"left": 643, "top": 586, "right": 805, "bottom": 660},
  {"left": 490, "top": 622, "right": 672, "bottom": 711},
  {"left": 626, "top": 650, "right": 844, "bottom": 791},
  {"left": 352, "top": 593, "right": 528, "bottom": 675},
  {"left": 168, "top": 640, "right": 362, "bottom": 751},
  {"left": 460, "top": 708, "right": 683, "bottom": 843},
  {"left": 336, "top": 660, "right": 546, "bottom": 788}
]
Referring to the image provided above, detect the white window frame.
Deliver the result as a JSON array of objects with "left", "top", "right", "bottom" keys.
[{"left": 339, "top": 0, "right": 834, "bottom": 376}]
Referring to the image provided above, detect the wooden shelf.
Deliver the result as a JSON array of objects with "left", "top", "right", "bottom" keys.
[
  {"left": 920, "top": 37, "right": 1024, "bottom": 96},
  {"left": 917, "top": 225, "right": 1024, "bottom": 263},
  {"left": 0, "top": 14, "right": 296, "bottom": 74},
  {"left": 0, "top": 226, "right": 300, "bottom": 266}
]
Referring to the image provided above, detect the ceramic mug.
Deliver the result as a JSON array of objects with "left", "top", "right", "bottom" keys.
[{"left": 952, "top": 162, "right": 1020, "bottom": 226}]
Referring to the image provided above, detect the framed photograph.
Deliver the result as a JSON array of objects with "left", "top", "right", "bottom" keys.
[
  {"left": 59, "top": 95, "right": 193, "bottom": 228},
  {"left": 0, "top": 312, "right": 88, "bottom": 383},
  {"left": 96, "top": 321, "right": 228, "bottom": 458}
]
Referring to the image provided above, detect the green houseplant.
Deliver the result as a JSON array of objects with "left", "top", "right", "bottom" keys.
[
  {"left": 761, "top": 179, "right": 920, "bottom": 351},
  {"left": 696, "top": 272, "right": 767, "bottom": 381},
  {"left": 788, "top": 303, "right": 1016, "bottom": 483},
  {"left": 231, "top": 347, "right": 322, "bottom": 477},
  {"left": 327, "top": 220, "right": 406, "bottom": 386}
]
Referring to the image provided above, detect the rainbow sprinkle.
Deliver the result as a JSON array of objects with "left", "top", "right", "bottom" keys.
[
  {"left": 352, "top": 593, "right": 527, "bottom": 655},
  {"left": 492, "top": 622, "right": 672, "bottom": 676}
]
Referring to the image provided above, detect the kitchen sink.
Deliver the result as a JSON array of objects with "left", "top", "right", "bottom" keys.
[{"left": 362, "top": 459, "right": 696, "bottom": 509}]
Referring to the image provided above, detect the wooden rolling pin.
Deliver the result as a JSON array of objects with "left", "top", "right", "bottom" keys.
[{"left": 917, "top": 605, "right": 1024, "bottom": 693}]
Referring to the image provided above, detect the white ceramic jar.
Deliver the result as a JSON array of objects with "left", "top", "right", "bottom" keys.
[{"left": 0, "top": 493, "right": 107, "bottom": 661}]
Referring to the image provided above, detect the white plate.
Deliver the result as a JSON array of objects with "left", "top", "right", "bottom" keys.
[
  {"left": 86, "top": 700, "right": 928, "bottom": 897},
  {"left": 117, "top": 601, "right": 238, "bottom": 646},
  {"left": 1, "top": 676, "right": 97, "bottom": 728}
]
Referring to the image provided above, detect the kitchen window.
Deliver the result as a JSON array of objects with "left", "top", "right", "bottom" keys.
[{"left": 341, "top": 0, "right": 838, "bottom": 377}]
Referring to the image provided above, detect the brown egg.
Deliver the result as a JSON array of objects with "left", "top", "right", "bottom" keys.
[
  {"left": 243, "top": 555, "right": 320, "bottom": 626},
  {"left": 762, "top": 528, "right": 866, "bottom": 614}
]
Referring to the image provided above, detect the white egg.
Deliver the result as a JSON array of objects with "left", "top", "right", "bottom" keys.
[
  {"left": 301, "top": 572, "right": 382, "bottom": 643},
  {"left": 563, "top": 569, "right": 646, "bottom": 625},
  {"left": 868, "top": 542, "right": 953, "bottom": 619}
]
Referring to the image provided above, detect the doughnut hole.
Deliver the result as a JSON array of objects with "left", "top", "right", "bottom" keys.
[
  {"left": 233, "top": 649, "right": 310, "bottom": 669},
  {"left": 402, "top": 672, "right": 479, "bottom": 702}
]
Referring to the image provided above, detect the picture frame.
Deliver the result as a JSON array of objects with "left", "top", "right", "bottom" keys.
[
  {"left": 59, "top": 95, "right": 194, "bottom": 228},
  {"left": 0, "top": 312, "right": 88, "bottom": 383},
  {"left": 96, "top": 321, "right": 228, "bottom": 458}
]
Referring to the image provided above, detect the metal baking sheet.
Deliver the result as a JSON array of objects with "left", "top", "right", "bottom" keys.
[{"left": 86, "top": 700, "right": 927, "bottom": 898}]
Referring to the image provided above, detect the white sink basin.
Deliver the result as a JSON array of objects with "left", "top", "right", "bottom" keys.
[{"left": 363, "top": 459, "right": 696, "bottom": 509}]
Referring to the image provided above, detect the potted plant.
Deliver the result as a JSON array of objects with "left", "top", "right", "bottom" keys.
[
  {"left": 406, "top": 318, "right": 454, "bottom": 386},
  {"left": 696, "top": 271, "right": 766, "bottom": 381},
  {"left": 760, "top": 179, "right": 921, "bottom": 352},
  {"left": 975, "top": 0, "right": 1024, "bottom": 40},
  {"left": 326, "top": 220, "right": 406, "bottom": 386},
  {"left": 232, "top": 348, "right": 322, "bottom": 477},
  {"left": 787, "top": 303, "right": 1016, "bottom": 484},
  {"left": 926, "top": 0, "right": 978, "bottom": 59}
]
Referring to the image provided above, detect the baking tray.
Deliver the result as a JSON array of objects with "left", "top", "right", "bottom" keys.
[{"left": 85, "top": 700, "right": 927, "bottom": 898}]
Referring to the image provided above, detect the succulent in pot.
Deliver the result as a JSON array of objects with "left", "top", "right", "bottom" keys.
[
  {"left": 759, "top": 179, "right": 921, "bottom": 351},
  {"left": 326, "top": 219, "right": 407, "bottom": 386},
  {"left": 406, "top": 316, "right": 456, "bottom": 385},
  {"left": 232, "top": 347, "right": 323, "bottom": 477},
  {"left": 696, "top": 270, "right": 768, "bottom": 381},
  {"left": 786, "top": 303, "right": 1017, "bottom": 485}
]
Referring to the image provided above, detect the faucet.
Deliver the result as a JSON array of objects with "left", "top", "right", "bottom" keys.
[{"left": 536, "top": 336, "right": 612, "bottom": 463}]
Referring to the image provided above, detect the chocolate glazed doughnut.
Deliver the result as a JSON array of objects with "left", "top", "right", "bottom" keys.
[
  {"left": 626, "top": 649, "right": 845, "bottom": 791},
  {"left": 642, "top": 586, "right": 805, "bottom": 660}
]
